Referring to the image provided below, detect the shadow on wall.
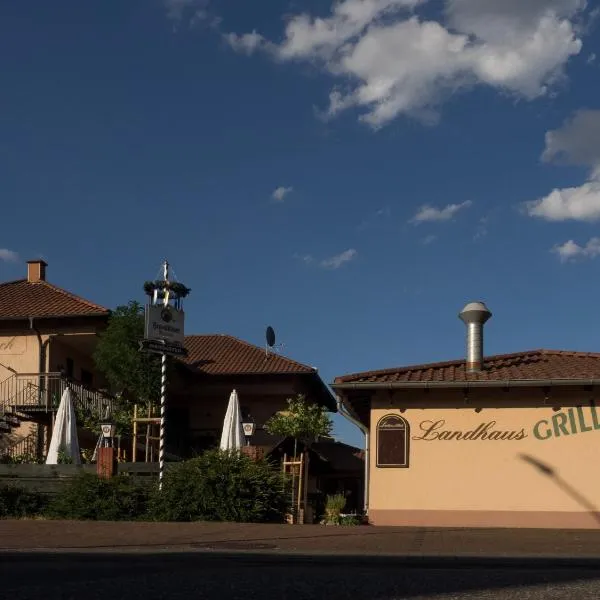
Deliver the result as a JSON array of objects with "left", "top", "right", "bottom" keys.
[{"left": 519, "top": 453, "right": 600, "bottom": 526}]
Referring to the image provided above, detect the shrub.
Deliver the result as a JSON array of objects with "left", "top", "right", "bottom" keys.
[
  {"left": 324, "top": 493, "right": 347, "bottom": 525},
  {"left": 0, "top": 484, "right": 48, "bottom": 518},
  {"left": 46, "top": 473, "right": 150, "bottom": 521},
  {"left": 148, "top": 449, "right": 290, "bottom": 523}
]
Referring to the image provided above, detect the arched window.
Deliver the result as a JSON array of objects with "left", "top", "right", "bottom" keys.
[{"left": 376, "top": 414, "right": 410, "bottom": 468}]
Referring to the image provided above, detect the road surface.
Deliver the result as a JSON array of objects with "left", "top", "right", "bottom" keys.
[{"left": 3, "top": 551, "right": 600, "bottom": 599}]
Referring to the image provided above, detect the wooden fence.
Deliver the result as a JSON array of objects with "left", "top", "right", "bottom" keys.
[{"left": 0, "top": 463, "right": 171, "bottom": 495}]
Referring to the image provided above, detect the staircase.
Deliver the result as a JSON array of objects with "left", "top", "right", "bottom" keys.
[
  {"left": 0, "top": 372, "right": 114, "bottom": 460},
  {"left": 0, "top": 431, "right": 38, "bottom": 462}
]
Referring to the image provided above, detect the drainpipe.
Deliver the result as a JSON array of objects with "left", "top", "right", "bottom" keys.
[
  {"left": 29, "top": 317, "right": 46, "bottom": 459},
  {"left": 336, "top": 394, "right": 369, "bottom": 519},
  {"left": 29, "top": 317, "right": 44, "bottom": 375}
]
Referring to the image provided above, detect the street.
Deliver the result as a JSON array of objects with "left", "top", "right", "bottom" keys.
[{"left": 3, "top": 551, "right": 600, "bottom": 599}]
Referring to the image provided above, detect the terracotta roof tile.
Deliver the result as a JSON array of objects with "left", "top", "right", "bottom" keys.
[
  {"left": 0, "top": 279, "right": 109, "bottom": 319},
  {"left": 183, "top": 334, "right": 318, "bottom": 375},
  {"left": 334, "top": 349, "right": 600, "bottom": 385}
]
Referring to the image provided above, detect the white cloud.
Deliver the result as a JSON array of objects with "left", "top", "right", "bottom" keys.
[
  {"left": 294, "top": 253, "right": 314, "bottom": 264},
  {"left": 541, "top": 109, "right": 600, "bottom": 167},
  {"left": 165, "top": 0, "right": 208, "bottom": 25},
  {"left": 272, "top": 186, "right": 293, "bottom": 202},
  {"left": 526, "top": 176, "right": 600, "bottom": 222},
  {"left": 473, "top": 216, "right": 489, "bottom": 240},
  {"left": 224, "top": 0, "right": 589, "bottom": 127},
  {"left": 223, "top": 31, "right": 267, "bottom": 55},
  {"left": 527, "top": 109, "right": 600, "bottom": 222},
  {"left": 320, "top": 248, "right": 358, "bottom": 269},
  {"left": 0, "top": 248, "right": 19, "bottom": 263},
  {"left": 553, "top": 237, "right": 600, "bottom": 262},
  {"left": 411, "top": 200, "right": 472, "bottom": 223},
  {"left": 422, "top": 234, "right": 437, "bottom": 244}
]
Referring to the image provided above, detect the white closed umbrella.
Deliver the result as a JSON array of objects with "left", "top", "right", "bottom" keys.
[
  {"left": 46, "top": 387, "right": 81, "bottom": 465},
  {"left": 219, "top": 389, "right": 244, "bottom": 451}
]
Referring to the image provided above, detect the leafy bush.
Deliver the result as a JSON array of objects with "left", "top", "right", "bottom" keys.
[
  {"left": 324, "top": 493, "right": 347, "bottom": 525},
  {"left": 0, "top": 484, "right": 48, "bottom": 518},
  {"left": 340, "top": 515, "right": 361, "bottom": 526},
  {"left": 148, "top": 449, "right": 290, "bottom": 523},
  {"left": 46, "top": 473, "right": 150, "bottom": 521}
]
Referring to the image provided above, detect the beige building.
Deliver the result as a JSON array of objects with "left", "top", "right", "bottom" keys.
[
  {"left": 0, "top": 260, "right": 112, "bottom": 456},
  {"left": 333, "top": 301, "right": 600, "bottom": 529}
]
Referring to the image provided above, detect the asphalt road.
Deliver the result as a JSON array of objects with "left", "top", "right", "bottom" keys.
[{"left": 4, "top": 552, "right": 600, "bottom": 600}]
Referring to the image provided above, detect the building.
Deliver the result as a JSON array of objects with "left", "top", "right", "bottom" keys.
[
  {"left": 1, "top": 260, "right": 363, "bottom": 522},
  {"left": 332, "top": 301, "right": 600, "bottom": 529},
  {"left": 0, "top": 260, "right": 112, "bottom": 455}
]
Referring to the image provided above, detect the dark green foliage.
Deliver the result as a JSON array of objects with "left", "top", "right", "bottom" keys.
[
  {"left": 0, "top": 485, "right": 48, "bottom": 518},
  {"left": 148, "top": 450, "right": 290, "bottom": 523},
  {"left": 93, "top": 301, "right": 162, "bottom": 414},
  {"left": 46, "top": 473, "right": 150, "bottom": 521},
  {"left": 264, "top": 395, "right": 333, "bottom": 444}
]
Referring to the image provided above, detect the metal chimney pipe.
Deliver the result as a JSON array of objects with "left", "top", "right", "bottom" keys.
[{"left": 458, "top": 301, "right": 492, "bottom": 373}]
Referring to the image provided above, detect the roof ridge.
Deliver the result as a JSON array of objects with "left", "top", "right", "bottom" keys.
[
  {"left": 40, "top": 281, "right": 109, "bottom": 313},
  {"left": 218, "top": 333, "right": 318, "bottom": 372},
  {"left": 335, "top": 348, "right": 600, "bottom": 382}
]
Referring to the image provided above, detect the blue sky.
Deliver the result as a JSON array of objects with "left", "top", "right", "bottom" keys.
[{"left": 2, "top": 1, "right": 600, "bottom": 447}]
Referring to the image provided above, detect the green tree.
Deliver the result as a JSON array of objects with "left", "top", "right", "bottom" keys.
[
  {"left": 264, "top": 394, "right": 333, "bottom": 456},
  {"left": 93, "top": 301, "right": 161, "bottom": 407},
  {"left": 264, "top": 394, "right": 333, "bottom": 521}
]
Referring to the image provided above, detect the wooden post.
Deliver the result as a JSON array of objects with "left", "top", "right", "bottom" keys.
[
  {"left": 145, "top": 403, "right": 151, "bottom": 463},
  {"left": 297, "top": 452, "right": 304, "bottom": 523},
  {"left": 97, "top": 447, "right": 115, "bottom": 479},
  {"left": 132, "top": 404, "right": 138, "bottom": 463}
]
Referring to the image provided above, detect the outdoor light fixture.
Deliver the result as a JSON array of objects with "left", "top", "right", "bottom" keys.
[
  {"left": 242, "top": 421, "right": 256, "bottom": 446},
  {"left": 100, "top": 422, "right": 116, "bottom": 447}
]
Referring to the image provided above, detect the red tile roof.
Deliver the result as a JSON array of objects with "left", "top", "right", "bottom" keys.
[
  {"left": 0, "top": 279, "right": 109, "bottom": 319},
  {"left": 334, "top": 350, "right": 600, "bottom": 385},
  {"left": 183, "top": 334, "right": 318, "bottom": 375}
]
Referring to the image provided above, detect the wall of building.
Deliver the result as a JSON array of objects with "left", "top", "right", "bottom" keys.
[
  {"left": 0, "top": 333, "right": 46, "bottom": 380},
  {"left": 368, "top": 387, "right": 600, "bottom": 528}
]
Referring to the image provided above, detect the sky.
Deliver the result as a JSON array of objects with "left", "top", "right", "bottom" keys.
[{"left": 1, "top": 0, "right": 600, "bottom": 448}]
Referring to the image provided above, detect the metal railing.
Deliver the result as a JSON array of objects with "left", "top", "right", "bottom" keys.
[
  {"left": 0, "top": 372, "right": 113, "bottom": 418},
  {"left": 1, "top": 431, "right": 39, "bottom": 461}
]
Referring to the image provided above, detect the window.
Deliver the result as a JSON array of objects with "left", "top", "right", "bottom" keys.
[
  {"left": 376, "top": 414, "right": 410, "bottom": 468},
  {"left": 66, "top": 358, "right": 74, "bottom": 378},
  {"left": 80, "top": 369, "right": 93, "bottom": 387}
]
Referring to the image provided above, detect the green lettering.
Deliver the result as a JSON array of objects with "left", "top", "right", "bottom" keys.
[
  {"left": 533, "top": 420, "right": 552, "bottom": 440},
  {"left": 577, "top": 407, "right": 593, "bottom": 432},
  {"left": 552, "top": 412, "right": 569, "bottom": 436}
]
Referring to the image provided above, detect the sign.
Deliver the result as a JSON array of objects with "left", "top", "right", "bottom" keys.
[
  {"left": 243, "top": 422, "right": 256, "bottom": 437},
  {"left": 144, "top": 304, "right": 185, "bottom": 345},
  {"left": 139, "top": 338, "right": 189, "bottom": 357},
  {"left": 412, "top": 419, "right": 527, "bottom": 441},
  {"left": 533, "top": 406, "right": 600, "bottom": 440},
  {"left": 0, "top": 336, "right": 26, "bottom": 355},
  {"left": 101, "top": 424, "right": 116, "bottom": 438}
]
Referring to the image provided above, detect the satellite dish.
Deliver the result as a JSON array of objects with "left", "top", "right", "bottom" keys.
[{"left": 266, "top": 326, "right": 276, "bottom": 348}]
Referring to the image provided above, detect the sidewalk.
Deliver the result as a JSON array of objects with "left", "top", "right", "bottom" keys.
[{"left": 3, "top": 520, "right": 600, "bottom": 560}]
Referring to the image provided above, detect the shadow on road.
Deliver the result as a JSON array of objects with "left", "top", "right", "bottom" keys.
[{"left": 3, "top": 551, "right": 600, "bottom": 599}]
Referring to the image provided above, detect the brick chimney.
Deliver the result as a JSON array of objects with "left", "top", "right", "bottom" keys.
[{"left": 27, "top": 260, "right": 47, "bottom": 283}]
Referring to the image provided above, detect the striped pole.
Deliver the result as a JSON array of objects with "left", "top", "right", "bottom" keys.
[{"left": 159, "top": 351, "right": 167, "bottom": 490}]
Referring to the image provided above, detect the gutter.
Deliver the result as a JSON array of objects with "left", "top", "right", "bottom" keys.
[
  {"left": 336, "top": 394, "right": 369, "bottom": 518},
  {"left": 331, "top": 378, "right": 600, "bottom": 391}
]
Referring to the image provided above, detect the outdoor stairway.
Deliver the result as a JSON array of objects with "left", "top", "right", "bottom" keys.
[{"left": 0, "top": 372, "right": 114, "bottom": 439}]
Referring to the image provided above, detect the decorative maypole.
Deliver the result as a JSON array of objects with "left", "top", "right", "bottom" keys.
[{"left": 140, "top": 261, "right": 190, "bottom": 489}]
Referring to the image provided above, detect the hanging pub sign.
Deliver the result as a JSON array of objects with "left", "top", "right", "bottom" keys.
[{"left": 144, "top": 304, "right": 185, "bottom": 346}]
